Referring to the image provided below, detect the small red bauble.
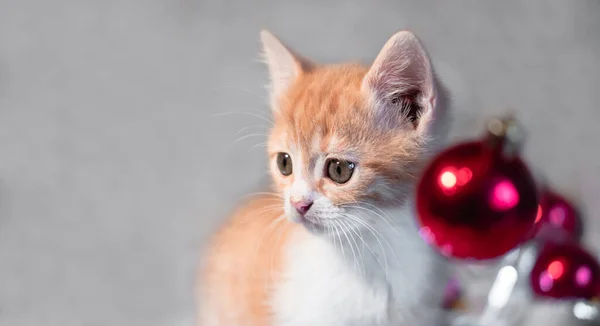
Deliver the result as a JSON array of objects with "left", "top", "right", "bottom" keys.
[
  {"left": 530, "top": 242, "right": 600, "bottom": 300},
  {"left": 531, "top": 188, "right": 581, "bottom": 240},
  {"left": 416, "top": 118, "right": 539, "bottom": 260}
]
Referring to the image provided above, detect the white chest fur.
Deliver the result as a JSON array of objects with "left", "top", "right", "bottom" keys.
[{"left": 272, "top": 207, "right": 449, "bottom": 326}]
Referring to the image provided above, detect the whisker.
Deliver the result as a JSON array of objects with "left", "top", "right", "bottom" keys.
[
  {"left": 344, "top": 204, "right": 403, "bottom": 239},
  {"left": 251, "top": 206, "right": 285, "bottom": 218},
  {"left": 333, "top": 221, "right": 347, "bottom": 266},
  {"left": 334, "top": 220, "right": 355, "bottom": 270},
  {"left": 326, "top": 223, "right": 333, "bottom": 246},
  {"left": 351, "top": 210, "right": 402, "bottom": 269},
  {"left": 354, "top": 201, "right": 395, "bottom": 222},
  {"left": 241, "top": 192, "right": 284, "bottom": 199},
  {"left": 338, "top": 220, "right": 364, "bottom": 280},
  {"left": 250, "top": 142, "right": 268, "bottom": 150},
  {"left": 232, "top": 133, "right": 268, "bottom": 144},
  {"left": 342, "top": 214, "right": 386, "bottom": 269},
  {"left": 235, "top": 125, "right": 270, "bottom": 136},
  {"left": 341, "top": 213, "right": 389, "bottom": 274},
  {"left": 212, "top": 111, "right": 274, "bottom": 127},
  {"left": 344, "top": 220, "right": 375, "bottom": 277}
]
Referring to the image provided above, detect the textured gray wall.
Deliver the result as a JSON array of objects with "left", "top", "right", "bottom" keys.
[{"left": 0, "top": 0, "right": 599, "bottom": 325}]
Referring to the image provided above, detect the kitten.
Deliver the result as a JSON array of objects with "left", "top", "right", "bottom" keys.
[{"left": 197, "top": 29, "right": 451, "bottom": 326}]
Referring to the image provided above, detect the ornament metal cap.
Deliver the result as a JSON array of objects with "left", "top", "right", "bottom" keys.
[{"left": 483, "top": 115, "right": 525, "bottom": 158}]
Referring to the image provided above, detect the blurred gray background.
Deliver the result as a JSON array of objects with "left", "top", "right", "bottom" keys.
[{"left": 0, "top": 0, "right": 599, "bottom": 325}]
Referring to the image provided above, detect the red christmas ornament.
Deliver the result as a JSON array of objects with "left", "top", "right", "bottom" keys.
[
  {"left": 531, "top": 188, "right": 581, "bottom": 240},
  {"left": 416, "top": 118, "right": 539, "bottom": 260},
  {"left": 530, "top": 242, "right": 600, "bottom": 300}
]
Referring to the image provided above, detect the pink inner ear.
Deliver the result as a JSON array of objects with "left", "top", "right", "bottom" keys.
[
  {"left": 368, "top": 43, "right": 432, "bottom": 99},
  {"left": 390, "top": 90, "right": 422, "bottom": 126},
  {"left": 362, "top": 31, "right": 435, "bottom": 130}
]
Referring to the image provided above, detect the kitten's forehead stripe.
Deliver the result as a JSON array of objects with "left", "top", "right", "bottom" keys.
[
  {"left": 281, "top": 65, "right": 371, "bottom": 147},
  {"left": 310, "top": 133, "right": 321, "bottom": 155},
  {"left": 324, "top": 133, "right": 339, "bottom": 153},
  {"left": 308, "top": 133, "right": 322, "bottom": 173}
]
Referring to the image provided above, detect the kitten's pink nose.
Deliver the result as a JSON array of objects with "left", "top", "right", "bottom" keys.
[{"left": 291, "top": 199, "right": 313, "bottom": 215}]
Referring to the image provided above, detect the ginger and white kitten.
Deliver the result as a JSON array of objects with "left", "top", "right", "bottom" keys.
[{"left": 197, "top": 29, "right": 451, "bottom": 326}]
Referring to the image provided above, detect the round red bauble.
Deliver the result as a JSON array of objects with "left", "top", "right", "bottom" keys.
[
  {"left": 416, "top": 140, "right": 538, "bottom": 260},
  {"left": 530, "top": 242, "right": 600, "bottom": 300},
  {"left": 531, "top": 188, "right": 581, "bottom": 240}
]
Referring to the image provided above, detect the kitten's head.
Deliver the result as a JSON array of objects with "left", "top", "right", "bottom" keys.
[{"left": 260, "top": 30, "right": 446, "bottom": 233}]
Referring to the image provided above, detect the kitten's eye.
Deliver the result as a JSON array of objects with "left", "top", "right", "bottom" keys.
[
  {"left": 276, "top": 153, "right": 293, "bottom": 176},
  {"left": 326, "top": 159, "right": 355, "bottom": 184}
]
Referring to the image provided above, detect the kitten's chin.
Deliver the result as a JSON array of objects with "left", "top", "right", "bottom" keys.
[
  {"left": 286, "top": 212, "right": 305, "bottom": 225},
  {"left": 291, "top": 215, "right": 359, "bottom": 237},
  {"left": 301, "top": 218, "right": 327, "bottom": 234},
  {"left": 288, "top": 213, "right": 327, "bottom": 234}
]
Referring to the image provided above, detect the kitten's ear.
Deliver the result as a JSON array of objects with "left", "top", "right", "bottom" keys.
[
  {"left": 362, "top": 31, "right": 437, "bottom": 134},
  {"left": 260, "top": 30, "right": 311, "bottom": 110}
]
